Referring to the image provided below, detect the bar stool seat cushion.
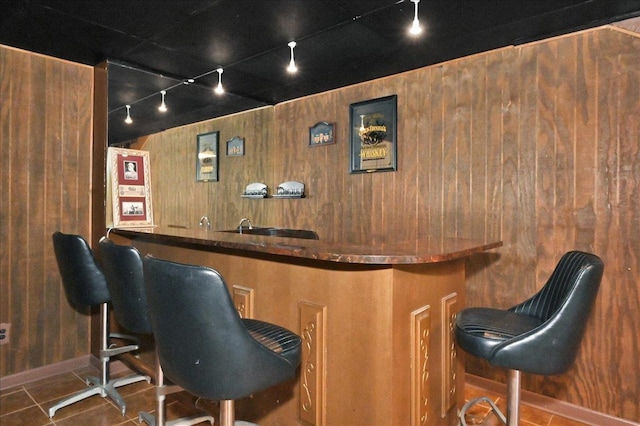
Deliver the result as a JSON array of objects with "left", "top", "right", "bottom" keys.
[{"left": 455, "top": 308, "right": 543, "bottom": 361}]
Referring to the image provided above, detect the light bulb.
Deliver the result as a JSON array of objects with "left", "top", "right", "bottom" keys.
[
  {"left": 214, "top": 68, "right": 224, "bottom": 94},
  {"left": 409, "top": 0, "right": 422, "bottom": 35},
  {"left": 125, "top": 105, "right": 132, "bottom": 124},
  {"left": 287, "top": 41, "right": 298, "bottom": 73},
  {"left": 158, "top": 90, "right": 167, "bottom": 112}
]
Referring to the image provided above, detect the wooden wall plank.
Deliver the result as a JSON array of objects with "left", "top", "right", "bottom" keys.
[
  {"left": 43, "top": 56, "right": 64, "bottom": 366},
  {"left": 0, "top": 46, "right": 11, "bottom": 377}
]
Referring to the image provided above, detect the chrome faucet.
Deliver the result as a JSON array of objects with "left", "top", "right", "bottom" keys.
[
  {"left": 238, "top": 217, "right": 253, "bottom": 234},
  {"left": 199, "top": 216, "right": 211, "bottom": 231}
]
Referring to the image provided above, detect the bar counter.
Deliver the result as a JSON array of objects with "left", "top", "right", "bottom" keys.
[
  {"left": 111, "top": 226, "right": 501, "bottom": 426},
  {"left": 111, "top": 226, "right": 501, "bottom": 265}
]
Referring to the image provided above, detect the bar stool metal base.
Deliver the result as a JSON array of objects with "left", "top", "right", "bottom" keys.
[
  {"left": 458, "top": 396, "right": 507, "bottom": 425},
  {"left": 138, "top": 411, "right": 214, "bottom": 426},
  {"left": 458, "top": 370, "right": 520, "bottom": 426},
  {"left": 138, "top": 353, "right": 214, "bottom": 426},
  {"left": 48, "top": 304, "right": 151, "bottom": 418}
]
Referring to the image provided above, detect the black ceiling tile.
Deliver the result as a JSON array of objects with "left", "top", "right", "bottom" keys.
[
  {"left": 149, "top": 0, "right": 353, "bottom": 67},
  {"left": 28, "top": 0, "right": 215, "bottom": 39},
  {"left": 115, "top": 41, "right": 216, "bottom": 79}
]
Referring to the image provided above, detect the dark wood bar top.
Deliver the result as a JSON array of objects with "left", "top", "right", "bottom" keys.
[{"left": 111, "top": 226, "right": 502, "bottom": 265}]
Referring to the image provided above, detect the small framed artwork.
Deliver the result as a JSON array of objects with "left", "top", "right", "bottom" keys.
[
  {"left": 226, "top": 136, "right": 245, "bottom": 156},
  {"left": 106, "top": 147, "right": 154, "bottom": 228},
  {"left": 349, "top": 95, "right": 397, "bottom": 173},
  {"left": 196, "top": 131, "right": 219, "bottom": 182},
  {"left": 309, "top": 122, "right": 335, "bottom": 146}
]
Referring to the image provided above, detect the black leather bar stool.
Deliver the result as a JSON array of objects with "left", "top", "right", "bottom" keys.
[
  {"left": 455, "top": 251, "right": 604, "bottom": 426},
  {"left": 143, "top": 255, "right": 302, "bottom": 426},
  {"left": 99, "top": 237, "right": 214, "bottom": 426},
  {"left": 49, "top": 232, "right": 150, "bottom": 418}
]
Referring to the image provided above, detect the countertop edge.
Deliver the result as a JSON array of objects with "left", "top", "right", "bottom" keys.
[{"left": 110, "top": 227, "right": 503, "bottom": 265}]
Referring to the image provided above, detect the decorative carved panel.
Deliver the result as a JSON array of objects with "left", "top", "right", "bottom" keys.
[
  {"left": 232, "top": 285, "right": 254, "bottom": 319},
  {"left": 298, "top": 301, "right": 327, "bottom": 426},
  {"left": 411, "top": 304, "right": 431, "bottom": 426},
  {"left": 441, "top": 292, "right": 458, "bottom": 417}
]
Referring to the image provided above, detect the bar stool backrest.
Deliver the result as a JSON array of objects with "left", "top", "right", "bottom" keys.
[
  {"left": 52, "top": 231, "right": 110, "bottom": 308},
  {"left": 143, "top": 255, "right": 300, "bottom": 401},
  {"left": 99, "top": 238, "right": 153, "bottom": 334},
  {"left": 495, "top": 251, "right": 604, "bottom": 374}
]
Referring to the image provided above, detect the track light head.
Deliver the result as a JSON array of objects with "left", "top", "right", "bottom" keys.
[
  {"left": 287, "top": 41, "right": 298, "bottom": 73},
  {"left": 214, "top": 68, "right": 224, "bottom": 94},
  {"left": 409, "top": 0, "right": 422, "bottom": 35},
  {"left": 158, "top": 90, "right": 167, "bottom": 112}
]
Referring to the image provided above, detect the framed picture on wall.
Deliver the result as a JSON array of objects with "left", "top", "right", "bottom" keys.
[
  {"left": 349, "top": 95, "right": 397, "bottom": 173},
  {"left": 106, "top": 147, "right": 154, "bottom": 228},
  {"left": 196, "top": 131, "right": 219, "bottom": 182},
  {"left": 226, "top": 136, "right": 245, "bottom": 156},
  {"left": 309, "top": 121, "right": 335, "bottom": 146}
]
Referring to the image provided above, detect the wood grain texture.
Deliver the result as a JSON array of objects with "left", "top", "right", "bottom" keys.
[
  {"left": 139, "top": 27, "right": 640, "bottom": 422},
  {"left": 124, "top": 239, "right": 466, "bottom": 425},
  {"left": 2, "top": 22, "right": 639, "bottom": 423},
  {"left": 0, "top": 45, "right": 94, "bottom": 377}
]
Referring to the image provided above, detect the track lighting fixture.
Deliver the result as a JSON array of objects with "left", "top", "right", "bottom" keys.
[
  {"left": 214, "top": 68, "right": 224, "bottom": 94},
  {"left": 287, "top": 41, "right": 298, "bottom": 73},
  {"left": 158, "top": 90, "right": 167, "bottom": 112},
  {"left": 119, "top": 4, "right": 424, "bottom": 130},
  {"left": 409, "top": 0, "right": 422, "bottom": 35},
  {"left": 125, "top": 105, "right": 133, "bottom": 124}
]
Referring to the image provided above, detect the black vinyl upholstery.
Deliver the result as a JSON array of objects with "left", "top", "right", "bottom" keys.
[
  {"left": 99, "top": 238, "right": 153, "bottom": 334},
  {"left": 49, "top": 232, "right": 150, "bottom": 418},
  {"left": 52, "top": 231, "right": 110, "bottom": 308},
  {"left": 99, "top": 239, "right": 214, "bottom": 426},
  {"left": 455, "top": 251, "right": 604, "bottom": 376},
  {"left": 143, "top": 255, "right": 302, "bottom": 402}
]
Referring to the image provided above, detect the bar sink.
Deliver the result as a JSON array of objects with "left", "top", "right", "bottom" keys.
[{"left": 220, "top": 227, "right": 318, "bottom": 240}]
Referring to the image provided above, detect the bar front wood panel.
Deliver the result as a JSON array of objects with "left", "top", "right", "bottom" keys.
[
  {"left": 138, "top": 27, "right": 640, "bottom": 422},
  {"left": 130, "top": 239, "right": 465, "bottom": 426},
  {"left": 0, "top": 45, "right": 94, "bottom": 377}
]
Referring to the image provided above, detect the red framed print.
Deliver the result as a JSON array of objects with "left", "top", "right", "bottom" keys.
[{"left": 107, "top": 147, "right": 154, "bottom": 228}]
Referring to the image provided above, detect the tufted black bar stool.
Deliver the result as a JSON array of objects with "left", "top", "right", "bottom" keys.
[
  {"left": 455, "top": 251, "right": 604, "bottom": 426},
  {"left": 99, "top": 238, "right": 214, "bottom": 426},
  {"left": 143, "top": 255, "right": 302, "bottom": 426},
  {"left": 49, "top": 232, "right": 150, "bottom": 418}
]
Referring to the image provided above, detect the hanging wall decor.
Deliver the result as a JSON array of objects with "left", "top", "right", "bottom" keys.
[
  {"left": 226, "top": 136, "right": 245, "bottom": 156},
  {"left": 196, "top": 131, "right": 219, "bottom": 182},
  {"left": 309, "top": 122, "right": 335, "bottom": 147},
  {"left": 106, "top": 147, "right": 154, "bottom": 228},
  {"left": 349, "top": 95, "right": 397, "bottom": 173}
]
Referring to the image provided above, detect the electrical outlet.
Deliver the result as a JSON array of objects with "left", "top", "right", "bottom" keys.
[{"left": 0, "top": 323, "right": 10, "bottom": 345}]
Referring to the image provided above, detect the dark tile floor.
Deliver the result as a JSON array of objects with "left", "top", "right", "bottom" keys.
[
  {"left": 0, "top": 366, "right": 590, "bottom": 426},
  {"left": 0, "top": 366, "right": 217, "bottom": 426}
]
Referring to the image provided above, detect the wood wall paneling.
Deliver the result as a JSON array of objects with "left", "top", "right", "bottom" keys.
[
  {"left": 1, "top": 45, "right": 94, "bottom": 377},
  {"left": 139, "top": 27, "right": 640, "bottom": 422}
]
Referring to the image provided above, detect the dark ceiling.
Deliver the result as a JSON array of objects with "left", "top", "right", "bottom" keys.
[{"left": 2, "top": 0, "right": 640, "bottom": 145}]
